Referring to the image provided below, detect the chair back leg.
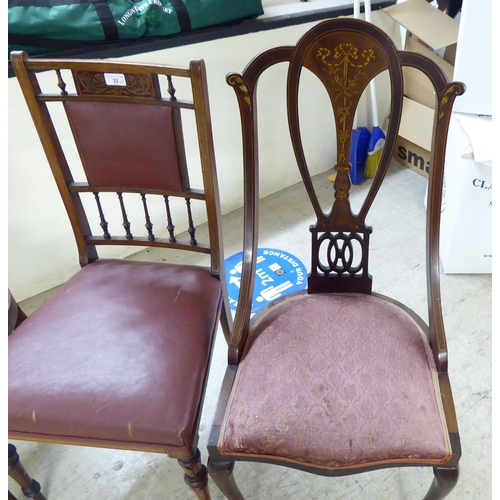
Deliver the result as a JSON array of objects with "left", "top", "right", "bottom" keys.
[{"left": 8, "top": 444, "right": 46, "bottom": 500}]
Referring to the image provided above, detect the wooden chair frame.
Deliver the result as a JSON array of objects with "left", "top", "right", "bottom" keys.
[
  {"left": 9, "top": 52, "right": 233, "bottom": 499},
  {"left": 206, "top": 18, "right": 464, "bottom": 500}
]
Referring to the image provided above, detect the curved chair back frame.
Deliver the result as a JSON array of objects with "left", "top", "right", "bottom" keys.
[{"left": 226, "top": 19, "right": 463, "bottom": 366}]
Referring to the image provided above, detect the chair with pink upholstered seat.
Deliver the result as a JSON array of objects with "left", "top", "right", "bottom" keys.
[
  {"left": 206, "top": 18, "right": 464, "bottom": 500},
  {"left": 9, "top": 52, "right": 232, "bottom": 499}
]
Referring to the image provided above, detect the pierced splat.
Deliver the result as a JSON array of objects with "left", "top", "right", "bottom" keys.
[
  {"left": 227, "top": 20, "right": 404, "bottom": 295},
  {"left": 309, "top": 228, "right": 372, "bottom": 293},
  {"left": 285, "top": 25, "right": 403, "bottom": 293}
]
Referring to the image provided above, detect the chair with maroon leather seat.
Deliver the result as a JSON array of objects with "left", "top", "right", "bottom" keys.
[
  {"left": 9, "top": 52, "right": 232, "bottom": 499},
  {"left": 8, "top": 291, "right": 45, "bottom": 500},
  {"left": 206, "top": 18, "right": 464, "bottom": 499}
]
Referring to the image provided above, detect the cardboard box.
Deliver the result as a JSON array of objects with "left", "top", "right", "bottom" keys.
[
  {"left": 439, "top": 113, "right": 492, "bottom": 274},
  {"left": 452, "top": 0, "right": 492, "bottom": 115},
  {"left": 384, "top": 0, "right": 492, "bottom": 140},
  {"left": 402, "top": 36, "right": 454, "bottom": 110},
  {"left": 384, "top": 0, "right": 459, "bottom": 110},
  {"left": 383, "top": 0, "right": 460, "bottom": 175},
  {"left": 394, "top": 136, "right": 429, "bottom": 178},
  {"left": 393, "top": 97, "right": 434, "bottom": 178}
]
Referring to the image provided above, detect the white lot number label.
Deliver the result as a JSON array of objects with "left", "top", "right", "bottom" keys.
[
  {"left": 104, "top": 73, "right": 127, "bottom": 86},
  {"left": 225, "top": 248, "right": 307, "bottom": 314}
]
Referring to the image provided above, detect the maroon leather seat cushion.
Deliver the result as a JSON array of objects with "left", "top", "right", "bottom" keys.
[
  {"left": 218, "top": 293, "right": 452, "bottom": 469},
  {"left": 9, "top": 259, "right": 222, "bottom": 451}
]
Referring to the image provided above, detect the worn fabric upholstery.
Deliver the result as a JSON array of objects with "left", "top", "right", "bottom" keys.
[
  {"left": 219, "top": 293, "right": 451, "bottom": 469},
  {"left": 9, "top": 259, "right": 222, "bottom": 450}
]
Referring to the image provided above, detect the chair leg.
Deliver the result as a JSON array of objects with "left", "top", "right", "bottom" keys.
[
  {"left": 207, "top": 458, "right": 244, "bottom": 500},
  {"left": 423, "top": 467, "right": 459, "bottom": 500},
  {"left": 177, "top": 448, "right": 211, "bottom": 500},
  {"left": 8, "top": 444, "right": 46, "bottom": 500}
]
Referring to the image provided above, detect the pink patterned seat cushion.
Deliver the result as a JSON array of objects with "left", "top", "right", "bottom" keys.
[{"left": 218, "top": 293, "right": 452, "bottom": 469}]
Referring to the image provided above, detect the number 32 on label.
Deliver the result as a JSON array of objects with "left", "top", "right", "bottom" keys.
[{"left": 104, "top": 73, "right": 127, "bottom": 86}]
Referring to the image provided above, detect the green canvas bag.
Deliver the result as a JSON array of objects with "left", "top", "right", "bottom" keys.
[{"left": 8, "top": 0, "right": 264, "bottom": 55}]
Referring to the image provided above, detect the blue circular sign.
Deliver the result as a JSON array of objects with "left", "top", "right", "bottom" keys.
[{"left": 225, "top": 248, "right": 308, "bottom": 314}]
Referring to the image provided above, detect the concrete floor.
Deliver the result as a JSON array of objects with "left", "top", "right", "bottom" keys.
[{"left": 8, "top": 162, "right": 492, "bottom": 499}]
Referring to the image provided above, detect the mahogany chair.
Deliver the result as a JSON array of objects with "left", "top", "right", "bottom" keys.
[
  {"left": 9, "top": 52, "right": 233, "bottom": 499},
  {"left": 207, "top": 18, "right": 464, "bottom": 499},
  {"left": 8, "top": 292, "right": 45, "bottom": 500}
]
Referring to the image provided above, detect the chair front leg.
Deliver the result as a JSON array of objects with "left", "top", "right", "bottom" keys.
[
  {"left": 423, "top": 466, "right": 459, "bottom": 500},
  {"left": 207, "top": 457, "right": 244, "bottom": 500},
  {"left": 178, "top": 448, "right": 211, "bottom": 500},
  {"left": 8, "top": 444, "right": 46, "bottom": 500}
]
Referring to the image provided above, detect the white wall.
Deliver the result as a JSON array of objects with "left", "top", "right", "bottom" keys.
[{"left": 8, "top": 9, "right": 400, "bottom": 301}]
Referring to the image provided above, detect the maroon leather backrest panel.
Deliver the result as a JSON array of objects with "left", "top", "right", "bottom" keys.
[{"left": 65, "top": 101, "right": 184, "bottom": 192}]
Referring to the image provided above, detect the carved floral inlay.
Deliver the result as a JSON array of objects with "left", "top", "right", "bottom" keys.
[
  {"left": 73, "top": 71, "right": 156, "bottom": 97},
  {"left": 438, "top": 84, "right": 463, "bottom": 121},
  {"left": 316, "top": 44, "right": 376, "bottom": 165},
  {"left": 227, "top": 75, "right": 251, "bottom": 106}
]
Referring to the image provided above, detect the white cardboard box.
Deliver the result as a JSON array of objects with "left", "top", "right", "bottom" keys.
[
  {"left": 452, "top": 0, "right": 492, "bottom": 115},
  {"left": 384, "top": 0, "right": 492, "bottom": 182},
  {"left": 440, "top": 113, "right": 492, "bottom": 274}
]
